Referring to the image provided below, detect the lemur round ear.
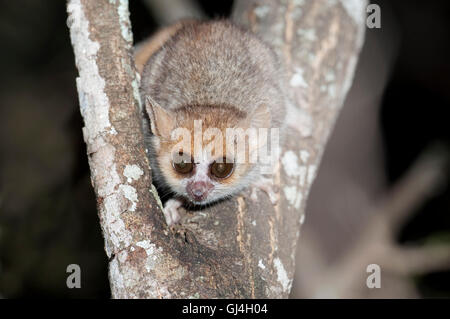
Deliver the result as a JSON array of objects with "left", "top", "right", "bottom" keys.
[{"left": 145, "top": 96, "right": 175, "bottom": 138}]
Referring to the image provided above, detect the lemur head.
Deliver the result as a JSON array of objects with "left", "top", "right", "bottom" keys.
[{"left": 145, "top": 97, "right": 271, "bottom": 205}]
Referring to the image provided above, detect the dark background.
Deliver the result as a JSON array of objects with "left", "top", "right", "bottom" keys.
[{"left": 0, "top": 0, "right": 449, "bottom": 298}]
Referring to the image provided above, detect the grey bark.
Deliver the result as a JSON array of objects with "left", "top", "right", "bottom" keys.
[{"left": 67, "top": 0, "right": 366, "bottom": 298}]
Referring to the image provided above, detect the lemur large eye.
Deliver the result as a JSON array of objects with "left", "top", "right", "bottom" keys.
[
  {"left": 210, "top": 158, "right": 234, "bottom": 179},
  {"left": 172, "top": 152, "right": 193, "bottom": 174}
]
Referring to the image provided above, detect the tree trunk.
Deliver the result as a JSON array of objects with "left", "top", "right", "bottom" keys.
[{"left": 66, "top": 0, "right": 366, "bottom": 298}]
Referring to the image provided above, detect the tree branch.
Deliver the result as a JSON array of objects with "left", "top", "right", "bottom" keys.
[
  {"left": 67, "top": 0, "right": 366, "bottom": 298},
  {"left": 295, "top": 146, "right": 450, "bottom": 298}
]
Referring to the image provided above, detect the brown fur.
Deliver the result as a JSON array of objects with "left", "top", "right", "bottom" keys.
[
  {"left": 140, "top": 20, "right": 285, "bottom": 129},
  {"left": 138, "top": 20, "right": 286, "bottom": 203},
  {"left": 134, "top": 20, "right": 195, "bottom": 74}
]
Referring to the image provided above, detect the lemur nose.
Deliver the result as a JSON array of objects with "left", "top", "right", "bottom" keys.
[{"left": 187, "top": 181, "right": 213, "bottom": 202}]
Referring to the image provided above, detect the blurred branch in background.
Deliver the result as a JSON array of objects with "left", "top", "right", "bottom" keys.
[
  {"left": 294, "top": 145, "right": 449, "bottom": 298},
  {"left": 142, "top": 0, "right": 204, "bottom": 25},
  {"left": 292, "top": 0, "right": 450, "bottom": 298}
]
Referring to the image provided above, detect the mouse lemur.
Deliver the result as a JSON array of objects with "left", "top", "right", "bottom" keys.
[{"left": 136, "top": 20, "right": 286, "bottom": 225}]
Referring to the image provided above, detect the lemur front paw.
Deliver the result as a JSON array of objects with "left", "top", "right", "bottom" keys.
[{"left": 163, "top": 198, "right": 183, "bottom": 226}]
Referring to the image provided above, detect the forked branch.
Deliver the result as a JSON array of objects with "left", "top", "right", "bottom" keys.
[{"left": 67, "top": 0, "right": 366, "bottom": 298}]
